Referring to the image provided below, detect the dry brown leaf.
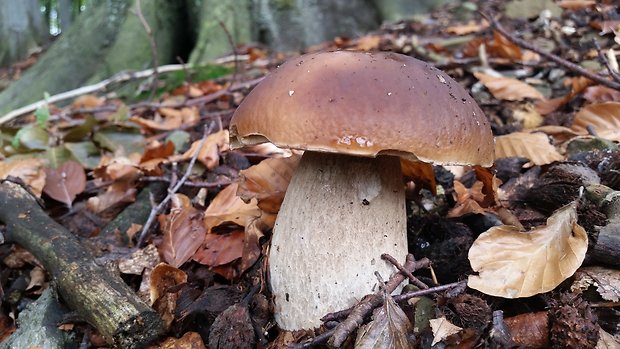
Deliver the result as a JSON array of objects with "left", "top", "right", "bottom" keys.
[
  {"left": 43, "top": 160, "right": 86, "bottom": 207},
  {"left": 400, "top": 159, "right": 436, "bottom": 195},
  {"left": 535, "top": 77, "right": 593, "bottom": 115},
  {"left": 513, "top": 104, "right": 543, "bottom": 129},
  {"left": 92, "top": 153, "right": 142, "bottom": 182},
  {"left": 237, "top": 155, "right": 300, "bottom": 214},
  {"left": 504, "top": 311, "right": 550, "bottom": 348},
  {"left": 468, "top": 200, "right": 588, "bottom": 298},
  {"left": 571, "top": 102, "right": 620, "bottom": 141},
  {"left": 171, "top": 129, "right": 229, "bottom": 170},
  {"left": 488, "top": 30, "right": 522, "bottom": 60},
  {"left": 355, "top": 35, "right": 382, "bottom": 51},
  {"left": 156, "top": 332, "right": 206, "bottom": 349},
  {"left": 0, "top": 158, "right": 46, "bottom": 196},
  {"left": 445, "top": 20, "right": 489, "bottom": 35},
  {"left": 474, "top": 72, "right": 545, "bottom": 101},
  {"left": 495, "top": 132, "right": 564, "bottom": 165},
  {"left": 140, "top": 141, "right": 175, "bottom": 175},
  {"left": 572, "top": 266, "right": 620, "bottom": 302},
  {"left": 130, "top": 107, "right": 200, "bottom": 131},
  {"left": 149, "top": 263, "right": 187, "bottom": 305},
  {"left": 355, "top": 293, "right": 413, "bottom": 349},
  {"left": 429, "top": 317, "right": 462, "bottom": 346},
  {"left": 26, "top": 266, "right": 46, "bottom": 290},
  {"left": 159, "top": 194, "right": 206, "bottom": 268},
  {"left": 532, "top": 125, "right": 581, "bottom": 145},
  {"left": 194, "top": 183, "right": 273, "bottom": 278},
  {"left": 118, "top": 244, "right": 160, "bottom": 275},
  {"left": 597, "top": 329, "right": 620, "bottom": 349},
  {"left": 193, "top": 230, "right": 245, "bottom": 268},
  {"left": 583, "top": 86, "right": 620, "bottom": 103},
  {"left": 448, "top": 181, "right": 487, "bottom": 217},
  {"left": 557, "top": 0, "right": 596, "bottom": 9},
  {"left": 71, "top": 94, "right": 104, "bottom": 109},
  {"left": 86, "top": 181, "right": 137, "bottom": 216}
]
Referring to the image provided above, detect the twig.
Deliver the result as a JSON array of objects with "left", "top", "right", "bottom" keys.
[
  {"left": 138, "top": 176, "right": 233, "bottom": 188},
  {"left": 381, "top": 253, "right": 429, "bottom": 289},
  {"left": 480, "top": 12, "right": 620, "bottom": 91},
  {"left": 299, "top": 280, "right": 465, "bottom": 348},
  {"left": 133, "top": 0, "right": 159, "bottom": 100},
  {"left": 136, "top": 125, "right": 211, "bottom": 246},
  {"left": 327, "top": 254, "right": 430, "bottom": 347},
  {"left": 593, "top": 39, "right": 620, "bottom": 84}
]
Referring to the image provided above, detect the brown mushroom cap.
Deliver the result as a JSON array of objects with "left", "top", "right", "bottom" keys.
[{"left": 230, "top": 50, "right": 494, "bottom": 166}]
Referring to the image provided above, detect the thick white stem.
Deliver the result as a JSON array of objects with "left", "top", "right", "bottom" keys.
[{"left": 269, "top": 151, "right": 408, "bottom": 330}]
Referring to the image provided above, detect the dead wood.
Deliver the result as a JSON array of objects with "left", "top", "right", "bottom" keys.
[{"left": 0, "top": 180, "right": 164, "bottom": 348}]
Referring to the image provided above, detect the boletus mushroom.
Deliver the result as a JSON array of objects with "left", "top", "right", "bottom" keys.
[{"left": 229, "top": 51, "right": 494, "bottom": 330}]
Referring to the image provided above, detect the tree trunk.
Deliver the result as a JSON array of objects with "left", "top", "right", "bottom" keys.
[
  {"left": 0, "top": 0, "right": 47, "bottom": 67},
  {"left": 0, "top": 0, "right": 187, "bottom": 116}
]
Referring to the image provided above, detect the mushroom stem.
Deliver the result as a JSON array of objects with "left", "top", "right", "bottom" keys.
[{"left": 269, "top": 151, "right": 408, "bottom": 330}]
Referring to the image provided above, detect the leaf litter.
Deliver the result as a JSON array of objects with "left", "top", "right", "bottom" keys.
[{"left": 2, "top": 0, "right": 620, "bottom": 348}]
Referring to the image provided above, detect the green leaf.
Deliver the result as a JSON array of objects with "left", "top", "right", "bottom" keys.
[
  {"left": 12, "top": 124, "right": 49, "bottom": 150},
  {"left": 65, "top": 141, "right": 101, "bottom": 169},
  {"left": 63, "top": 115, "right": 98, "bottom": 142},
  {"left": 46, "top": 146, "right": 73, "bottom": 169},
  {"left": 166, "top": 130, "right": 191, "bottom": 153},
  {"left": 34, "top": 106, "right": 50, "bottom": 127},
  {"left": 93, "top": 126, "right": 145, "bottom": 155}
]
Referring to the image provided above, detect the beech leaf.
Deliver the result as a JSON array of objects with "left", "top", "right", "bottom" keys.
[
  {"left": 43, "top": 160, "right": 86, "bottom": 207},
  {"left": 355, "top": 293, "right": 413, "bottom": 349},
  {"left": 474, "top": 72, "right": 545, "bottom": 101},
  {"left": 159, "top": 195, "right": 207, "bottom": 268},
  {"left": 495, "top": 132, "right": 564, "bottom": 165},
  {"left": 468, "top": 200, "right": 588, "bottom": 298},
  {"left": 571, "top": 102, "right": 620, "bottom": 141},
  {"left": 429, "top": 317, "right": 462, "bottom": 346}
]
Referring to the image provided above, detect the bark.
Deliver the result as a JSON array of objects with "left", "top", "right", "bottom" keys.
[
  {"left": 269, "top": 152, "right": 408, "bottom": 330},
  {"left": 0, "top": 0, "right": 47, "bottom": 67},
  {"left": 0, "top": 0, "right": 186, "bottom": 116},
  {"left": 0, "top": 180, "right": 163, "bottom": 348}
]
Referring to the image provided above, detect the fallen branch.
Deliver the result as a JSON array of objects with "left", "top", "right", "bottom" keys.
[
  {"left": 327, "top": 254, "right": 430, "bottom": 347},
  {"left": 0, "top": 179, "right": 163, "bottom": 348},
  {"left": 480, "top": 12, "right": 620, "bottom": 91},
  {"left": 295, "top": 280, "right": 466, "bottom": 348}
]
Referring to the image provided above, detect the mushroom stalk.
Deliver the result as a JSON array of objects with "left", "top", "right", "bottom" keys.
[{"left": 269, "top": 151, "right": 408, "bottom": 330}]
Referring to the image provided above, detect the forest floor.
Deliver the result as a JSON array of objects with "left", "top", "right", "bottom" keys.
[{"left": 1, "top": 0, "right": 620, "bottom": 348}]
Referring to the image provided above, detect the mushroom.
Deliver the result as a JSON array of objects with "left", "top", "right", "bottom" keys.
[{"left": 229, "top": 51, "right": 494, "bottom": 330}]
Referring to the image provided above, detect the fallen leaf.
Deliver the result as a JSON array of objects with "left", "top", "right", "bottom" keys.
[
  {"left": 468, "top": 200, "right": 588, "bottom": 298},
  {"left": 118, "top": 245, "right": 161, "bottom": 275},
  {"left": 429, "top": 317, "right": 462, "bottom": 346},
  {"left": 495, "top": 132, "right": 564, "bottom": 165},
  {"left": 571, "top": 102, "right": 620, "bottom": 141},
  {"left": 504, "top": 311, "right": 550, "bottom": 348},
  {"left": 156, "top": 332, "right": 206, "bottom": 349},
  {"left": 86, "top": 181, "right": 137, "bottom": 216},
  {"left": 597, "top": 328, "right": 620, "bottom": 349},
  {"left": 400, "top": 159, "right": 436, "bottom": 195},
  {"left": 535, "top": 77, "right": 592, "bottom": 115},
  {"left": 355, "top": 35, "right": 382, "bottom": 51},
  {"left": 92, "top": 153, "right": 142, "bottom": 182},
  {"left": 557, "top": 0, "right": 596, "bottom": 10},
  {"left": 149, "top": 263, "right": 187, "bottom": 305},
  {"left": 474, "top": 72, "right": 545, "bottom": 101},
  {"left": 171, "top": 130, "right": 229, "bottom": 170},
  {"left": 583, "top": 86, "right": 620, "bottom": 103},
  {"left": 572, "top": 266, "right": 620, "bottom": 302},
  {"left": 26, "top": 266, "right": 46, "bottom": 290},
  {"left": 43, "top": 160, "right": 86, "bottom": 207},
  {"left": 513, "top": 104, "right": 543, "bottom": 129},
  {"left": 209, "top": 303, "right": 255, "bottom": 349},
  {"left": 193, "top": 230, "right": 245, "bottom": 268},
  {"left": 488, "top": 31, "right": 523, "bottom": 61},
  {"left": 237, "top": 155, "right": 300, "bottom": 213},
  {"left": 447, "top": 180, "right": 487, "bottom": 217},
  {"left": 0, "top": 158, "right": 46, "bottom": 196},
  {"left": 159, "top": 194, "right": 207, "bottom": 268},
  {"left": 130, "top": 107, "right": 200, "bottom": 131},
  {"left": 71, "top": 94, "right": 104, "bottom": 109},
  {"left": 445, "top": 20, "right": 489, "bottom": 35},
  {"left": 355, "top": 293, "right": 413, "bottom": 349}
]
